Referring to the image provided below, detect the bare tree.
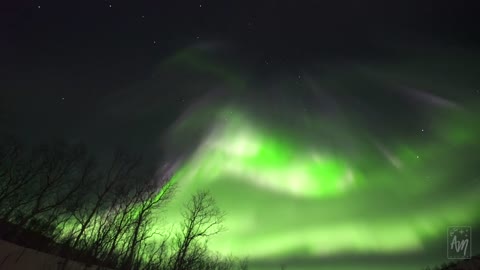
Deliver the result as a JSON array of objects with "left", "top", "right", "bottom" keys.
[
  {"left": 11, "top": 143, "right": 88, "bottom": 228},
  {"left": 0, "top": 141, "right": 43, "bottom": 220},
  {"left": 238, "top": 257, "right": 249, "bottom": 270},
  {"left": 0, "top": 138, "right": 251, "bottom": 270},
  {"left": 140, "top": 237, "right": 170, "bottom": 270},
  {"left": 121, "top": 179, "right": 174, "bottom": 270},
  {"left": 86, "top": 179, "right": 162, "bottom": 269},
  {"left": 0, "top": 142, "right": 91, "bottom": 250},
  {"left": 69, "top": 151, "right": 140, "bottom": 252},
  {"left": 172, "top": 191, "right": 226, "bottom": 270},
  {"left": 101, "top": 186, "right": 142, "bottom": 265}
]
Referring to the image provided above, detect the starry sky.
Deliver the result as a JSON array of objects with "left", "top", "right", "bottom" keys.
[{"left": 1, "top": 1, "right": 480, "bottom": 269}]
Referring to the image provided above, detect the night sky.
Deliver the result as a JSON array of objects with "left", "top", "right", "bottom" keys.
[{"left": 1, "top": 1, "right": 480, "bottom": 269}]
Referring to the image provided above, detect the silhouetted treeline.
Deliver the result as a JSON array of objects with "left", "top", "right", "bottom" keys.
[
  {"left": 0, "top": 138, "right": 248, "bottom": 270},
  {"left": 424, "top": 255, "right": 480, "bottom": 270}
]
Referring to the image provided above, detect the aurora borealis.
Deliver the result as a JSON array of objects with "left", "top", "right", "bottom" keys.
[
  {"left": 4, "top": 43, "right": 480, "bottom": 269},
  {"left": 131, "top": 46, "right": 480, "bottom": 270},
  {"left": 3, "top": 2, "right": 480, "bottom": 268}
]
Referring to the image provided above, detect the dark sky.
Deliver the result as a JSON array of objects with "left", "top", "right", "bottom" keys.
[{"left": 1, "top": 0, "right": 479, "bottom": 156}]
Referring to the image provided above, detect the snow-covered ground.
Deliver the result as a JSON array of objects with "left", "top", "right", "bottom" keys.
[{"left": 0, "top": 240, "right": 107, "bottom": 270}]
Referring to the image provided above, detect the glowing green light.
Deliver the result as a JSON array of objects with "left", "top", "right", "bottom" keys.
[{"left": 156, "top": 104, "right": 480, "bottom": 263}]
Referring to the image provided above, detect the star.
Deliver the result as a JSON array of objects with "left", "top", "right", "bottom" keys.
[
  {"left": 199, "top": 4, "right": 202, "bottom": 7},
  {"left": 416, "top": 155, "right": 419, "bottom": 159},
  {"left": 109, "top": 4, "right": 112, "bottom": 8},
  {"left": 153, "top": 40, "right": 156, "bottom": 44},
  {"left": 421, "top": 129, "right": 424, "bottom": 132},
  {"left": 37, "top": 5, "right": 41, "bottom": 9}
]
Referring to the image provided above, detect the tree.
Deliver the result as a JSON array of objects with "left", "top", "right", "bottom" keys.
[
  {"left": 12, "top": 143, "right": 88, "bottom": 230},
  {"left": 172, "top": 191, "right": 226, "bottom": 270},
  {"left": 121, "top": 179, "right": 174, "bottom": 270},
  {"left": 0, "top": 138, "right": 251, "bottom": 270},
  {"left": 0, "top": 141, "right": 40, "bottom": 218},
  {"left": 69, "top": 151, "right": 140, "bottom": 252}
]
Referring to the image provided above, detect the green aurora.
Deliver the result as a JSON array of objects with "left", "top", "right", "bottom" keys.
[
  {"left": 159, "top": 103, "right": 480, "bottom": 259},
  {"left": 139, "top": 47, "right": 480, "bottom": 269}
]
